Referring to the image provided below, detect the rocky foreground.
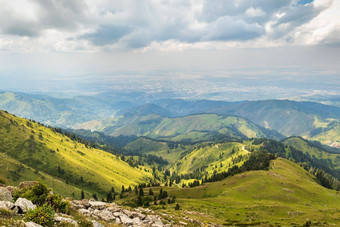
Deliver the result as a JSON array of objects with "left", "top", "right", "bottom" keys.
[{"left": 0, "top": 182, "right": 221, "bottom": 227}]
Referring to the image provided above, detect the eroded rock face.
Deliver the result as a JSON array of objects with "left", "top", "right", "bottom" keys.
[
  {"left": 0, "top": 187, "right": 13, "bottom": 201},
  {"left": 15, "top": 198, "right": 36, "bottom": 213}
]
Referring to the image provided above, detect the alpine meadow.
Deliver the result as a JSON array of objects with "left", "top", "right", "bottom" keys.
[{"left": 0, "top": 0, "right": 340, "bottom": 227}]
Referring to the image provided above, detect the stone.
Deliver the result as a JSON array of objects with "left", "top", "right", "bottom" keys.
[
  {"left": 132, "top": 217, "right": 142, "bottom": 226},
  {"left": 15, "top": 198, "right": 36, "bottom": 213},
  {"left": 25, "top": 222, "right": 42, "bottom": 227},
  {"left": 97, "top": 209, "right": 115, "bottom": 221},
  {"left": 5, "top": 186, "right": 18, "bottom": 196},
  {"left": 0, "top": 201, "right": 15, "bottom": 210},
  {"left": 179, "top": 221, "right": 188, "bottom": 226},
  {"left": 113, "top": 211, "right": 124, "bottom": 217},
  {"left": 78, "top": 208, "right": 90, "bottom": 216},
  {"left": 0, "top": 187, "right": 13, "bottom": 201},
  {"left": 54, "top": 216, "right": 78, "bottom": 226},
  {"left": 131, "top": 212, "right": 146, "bottom": 220},
  {"left": 120, "top": 214, "right": 134, "bottom": 225},
  {"left": 18, "top": 181, "right": 38, "bottom": 189},
  {"left": 80, "top": 199, "right": 91, "bottom": 208},
  {"left": 92, "top": 220, "right": 104, "bottom": 227},
  {"left": 89, "top": 201, "right": 106, "bottom": 210}
]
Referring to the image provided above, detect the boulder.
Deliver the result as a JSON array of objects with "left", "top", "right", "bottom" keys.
[
  {"left": 132, "top": 217, "right": 142, "bottom": 226},
  {"left": 89, "top": 201, "right": 106, "bottom": 210},
  {"left": 6, "top": 186, "right": 18, "bottom": 196},
  {"left": 0, "top": 201, "right": 15, "bottom": 210},
  {"left": 78, "top": 208, "right": 90, "bottom": 216},
  {"left": 25, "top": 222, "right": 42, "bottom": 227},
  {"left": 80, "top": 199, "right": 91, "bottom": 208},
  {"left": 92, "top": 220, "right": 104, "bottom": 227},
  {"left": 120, "top": 214, "right": 134, "bottom": 225},
  {"left": 15, "top": 198, "right": 36, "bottom": 213},
  {"left": 54, "top": 216, "right": 78, "bottom": 226},
  {"left": 97, "top": 209, "right": 115, "bottom": 221},
  {"left": 113, "top": 211, "right": 124, "bottom": 217},
  {"left": 18, "top": 181, "right": 38, "bottom": 189},
  {"left": 0, "top": 187, "right": 13, "bottom": 201}
]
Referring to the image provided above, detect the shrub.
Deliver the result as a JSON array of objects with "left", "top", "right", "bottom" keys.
[
  {"left": 25, "top": 204, "right": 55, "bottom": 226},
  {"left": 13, "top": 182, "right": 50, "bottom": 205},
  {"left": 46, "top": 194, "right": 69, "bottom": 214}
]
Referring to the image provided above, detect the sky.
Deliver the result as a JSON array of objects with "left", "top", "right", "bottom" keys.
[{"left": 0, "top": 0, "right": 339, "bottom": 98}]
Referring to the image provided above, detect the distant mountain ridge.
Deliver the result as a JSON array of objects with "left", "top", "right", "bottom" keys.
[{"left": 1, "top": 91, "right": 339, "bottom": 146}]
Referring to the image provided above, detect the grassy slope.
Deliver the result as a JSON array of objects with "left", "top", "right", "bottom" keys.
[
  {"left": 0, "top": 110, "right": 152, "bottom": 198},
  {"left": 171, "top": 142, "right": 249, "bottom": 177},
  {"left": 105, "top": 114, "right": 282, "bottom": 142},
  {"left": 118, "top": 159, "right": 340, "bottom": 226},
  {"left": 283, "top": 137, "right": 340, "bottom": 175}
]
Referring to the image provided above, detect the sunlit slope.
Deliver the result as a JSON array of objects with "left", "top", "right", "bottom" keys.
[
  {"left": 0, "top": 110, "right": 152, "bottom": 197},
  {"left": 104, "top": 113, "right": 282, "bottom": 141},
  {"left": 171, "top": 142, "right": 250, "bottom": 177},
  {"left": 166, "top": 158, "right": 340, "bottom": 226}
]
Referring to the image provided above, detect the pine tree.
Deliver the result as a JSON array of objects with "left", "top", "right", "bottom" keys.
[
  {"left": 139, "top": 188, "right": 144, "bottom": 196},
  {"left": 81, "top": 190, "right": 85, "bottom": 199},
  {"left": 175, "top": 203, "right": 180, "bottom": 210}
]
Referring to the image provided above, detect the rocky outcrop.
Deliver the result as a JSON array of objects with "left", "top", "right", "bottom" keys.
[
  {"left": 0, "top": 187, "right": 12, "bottom": 201},
  {"left": 15, "top": 197, "right": 36, "bottom": 213},
  {"left": 70, "top": 200, "right": 166, "bottom": 226}
]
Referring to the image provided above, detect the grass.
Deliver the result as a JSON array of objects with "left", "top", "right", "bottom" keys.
[
  {"left": 116, "top": 158, "right": 340, "bottom": 226},
  {"left": 0, "top": 110, "right": 152, "bottom": 198}
]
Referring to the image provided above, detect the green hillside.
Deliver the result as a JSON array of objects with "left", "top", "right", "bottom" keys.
[
  {"left": 117, "top": 158, "right": 340, "bottom": 226},
  {"left": 213, "top": 100, "right": 340, "bottom": 146},
  {"left": 283, "top": 137, "right": 340, "bottom": 177},
  {"left": 101, "top": 113, "right": 283, "bottom": 142},
  {"left": 0, "top": 110, "right": 152, "bottom": 198}
]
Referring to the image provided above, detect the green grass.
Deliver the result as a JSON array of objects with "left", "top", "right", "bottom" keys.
[
  {"left": 116, "top": 158, "right": 340, "bottom": 226},
  {"left": 283, "top": 137, "right": 340, "bottom": 177},
  {"left": 0, "top": 110, "right": 152, "bottom": 198}
]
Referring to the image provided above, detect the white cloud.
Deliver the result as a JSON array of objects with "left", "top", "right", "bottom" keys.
[{"left": 0, "top": 0, "right": 338, "bottom": 53}]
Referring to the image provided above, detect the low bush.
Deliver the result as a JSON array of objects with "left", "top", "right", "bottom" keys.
[{"left": 25, "top": 204, "right": 55, "bottom": 226}]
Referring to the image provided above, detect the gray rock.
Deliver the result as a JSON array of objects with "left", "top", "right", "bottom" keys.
[
  {"left": 54, "top": 216, "right": 78, "bottom": 226},
  {"left": 15, "top": 198, "right": 36, "bottom": 213},
  {"left": 120, "top": 214, "right": 134, "bottom": 225},
  {"left": 80, "top": 199, "right": 91, "bottom": 208},
  {"left": 131, "top": 212, "right": 146, "bottom": 220},
  {"left": 113, "top": 211, "right": 124, "bottom": 217},
  {"left": 78, "top": 208, "right": 90, "bottom": 216},
  {"left": 97, "top": 209, "right": 115, "bottom": 221},
  {"left": 132, "top": 217, "right": 142, "bottom": 226},
  {"left": 25, "top": 222, "right": 42, "bottom": 227},
  {"left": 0, "top": 201, "right": 15, "bottom": 209},
  {"left": 0, "top": 187, "right": 13, "bottom": 201},
  {"left": 89, "top": 201, "right": 106, "bottom": 210},
  {"left": 92, "top": 220, "right": 104, "bottom": 227}
]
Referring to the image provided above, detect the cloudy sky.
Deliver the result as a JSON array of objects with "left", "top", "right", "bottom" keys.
[{"left": 0, "top": 0, "right": 339, "bottom": 96}]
